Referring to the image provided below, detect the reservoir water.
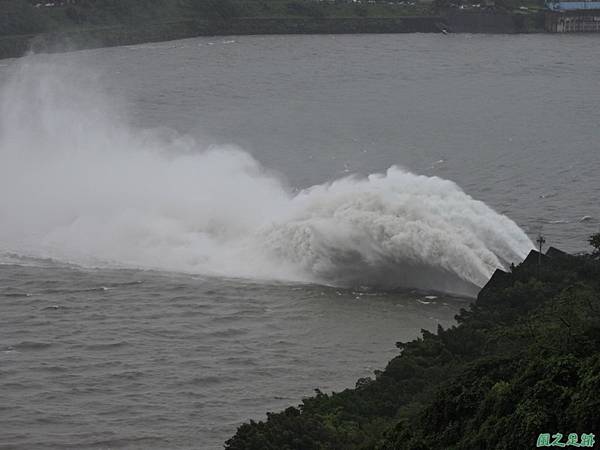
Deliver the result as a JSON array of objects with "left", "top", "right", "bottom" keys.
[{"left": 0, "top": 34, "right": 598, "bottom": 449}]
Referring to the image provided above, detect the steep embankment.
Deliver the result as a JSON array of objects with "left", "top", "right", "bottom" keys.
[{"left": 225, "top": 242, "right": 600, "bottom": 449}]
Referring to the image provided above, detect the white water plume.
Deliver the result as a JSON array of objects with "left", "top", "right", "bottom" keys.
[{"left": 0, "top": 58, "right": 533, "bottom": 296}]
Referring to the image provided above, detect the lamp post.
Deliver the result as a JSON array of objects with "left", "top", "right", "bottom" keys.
[{"left": 536, "top": 234, "right": 546, "bottom": 273}]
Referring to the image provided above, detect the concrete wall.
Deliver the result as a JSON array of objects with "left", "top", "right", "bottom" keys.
[
  {"left": 445, "top": 11, "right": 544, "bottom": 33},
  {"left": 219, "top": 17, "right": 444, "bottom": 34}
]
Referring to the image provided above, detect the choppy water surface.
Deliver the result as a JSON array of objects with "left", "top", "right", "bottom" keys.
[
  {"left": 1, "top": 33, "right": 599, "bottom": 449},
  {"left": 1, "top": 259, "right": 466, "bottom": 449}
]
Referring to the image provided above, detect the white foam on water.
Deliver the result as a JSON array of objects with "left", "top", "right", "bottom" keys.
[{"left": 0, "top": 58, "right": 534, "bottom": 296}]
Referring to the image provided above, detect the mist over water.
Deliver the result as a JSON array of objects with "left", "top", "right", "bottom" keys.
[{"left": 0, "top": 58, "right": 533, "bottom": 295}]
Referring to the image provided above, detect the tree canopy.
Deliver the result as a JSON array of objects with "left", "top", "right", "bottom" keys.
[{"left": 226, "top": 237, "right": 600, "bottom": 449}]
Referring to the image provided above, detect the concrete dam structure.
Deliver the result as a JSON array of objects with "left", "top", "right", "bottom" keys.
[
  {"left": 545, "top": 0, "right": 600, "bottom": 31},
  {"left": 545, "top": 9, "right": 600, "bottom": 31}
]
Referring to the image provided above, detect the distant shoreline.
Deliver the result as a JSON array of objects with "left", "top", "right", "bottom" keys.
[{"left": 0, "top": 13, "right": 544, "bottom": 61}]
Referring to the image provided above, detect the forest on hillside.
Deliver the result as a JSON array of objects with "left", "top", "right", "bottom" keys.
[
  {"left": 226, "top": 235, "right": 600, "bottom": 450},
  {"left": 0, "top": 0, "right": 434, "bottom": 37}
]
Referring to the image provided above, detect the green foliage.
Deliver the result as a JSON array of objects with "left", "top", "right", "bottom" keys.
[
  {"left": 0, "top": 0, "right": 434, "bottom": 38},
  {"left": 354, "top": 5, "right": 369, "bottom": 17},
  {"left": 1, "top": 0, "right": 188, "bottom": 36},
  {"left": 0, "top": 1, "right": 51, "bottom": 35},
  {"left": 190, "top": 0, "right": 242, "bottom": 19},
  {"left": 590, "top": 233, "right": 600, "bottom": 257},
  {"left": 433, "top": 0, "right": 545, "bottom": 12},
  {"left": 286, "top": 2, "right": 326, "bottom": 18},
  {"left": 226, "top": 242, "right": 600, "bottom": 449}
]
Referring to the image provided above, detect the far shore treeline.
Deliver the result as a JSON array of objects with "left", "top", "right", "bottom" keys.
[
  {"left": 3, "top": 0, "right": 431, "bottom": 37},
  {"left": 226, "top": 234, "right": 600, "bottom": 449},
  {"left": 1, "top": 0, "right": 544, "bottom": 38},
  {"left": 0, "top": 0, "right": 548, "bottom": 59}
]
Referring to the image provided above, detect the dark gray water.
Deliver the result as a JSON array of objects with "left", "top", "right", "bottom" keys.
[
  {"left": 1, "top": 33, "right": 599, "bottom": 449},
  {"left": 1, "top": 258, "right": 466, "bottom": 449},
  {"left": 76, "top": 33, "right": 599, "bottom": 251}
]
